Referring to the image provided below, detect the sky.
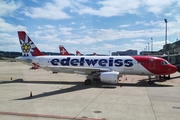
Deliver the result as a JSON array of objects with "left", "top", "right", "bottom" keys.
[{"left": 1, "top": 0, "right": 180, "bottom": 55}]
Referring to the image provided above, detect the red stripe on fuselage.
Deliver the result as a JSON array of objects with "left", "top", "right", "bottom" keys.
[{"left": 132, "top": 56, "right": 177, "bottom": 75}]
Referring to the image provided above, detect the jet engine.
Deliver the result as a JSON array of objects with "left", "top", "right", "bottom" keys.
[{"left": 100, "top": 71, "right": 119, "bottom": 84}]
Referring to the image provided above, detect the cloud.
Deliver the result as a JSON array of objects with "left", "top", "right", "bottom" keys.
[
  {"left": 80, "top": 25, "right": 86, "bottom": 29},
  {"left": 135, "top": 20, "right": 163, "bottom": 27},
  {"left": 71, "top": 0, "right": 180, "bottom": 17},
  {"left": 32, "top": 21, "right": 180, "bottom": 48},
  {"left": 103, "top": 43, "right": 119, "bottom": 49},
  {"left": 0, "top": 0, "right": 21, "bottom": 16},
  {"left": 142, "top": 0, "right": 177, "bottom": 14},
  {"left": 0, "top": 33, "right": 20, "bottom": 51},
  {"left": 59, "top": 27, "right": 73, "bottom": 35},
  {"left": 92, "top": 28, "right": 163, "bottom": 41},
  {"left": 32, "top": 0, "right": 39, "bottom": 3},
  {"left": 23, "top": 0, "right": 71, "bottom": 20},
  {"left": 119, "top": 24, "right": 130, "bottom": 28},
  {"left": 131, "top": 39, "right": 146, "bottom": 42},
  {"left": 62, "top": 40, "right": 79, "bottom": 44},
  {"left": 20, "top": 0, "right": 180, "bottom": 20},
  {"left": 71, "top": 22, "right": 75, "bottom": 24},
  {"left": 72, "top": 0, "right": 141, "bottom": 17},
  {"left": 35, "top": 43, "right": 58, "bottom": 52},
  {"left": 0, "top": 18, "right": 27, "bottom": 32},
  {"left": 44, "top": 25, "right": 55, "bottom": 29}
]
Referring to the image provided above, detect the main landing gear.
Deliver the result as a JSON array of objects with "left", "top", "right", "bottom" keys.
[
  {"left": 84, "top": 75, "right": 93, "bottom": 85},
  {"left": 148, "top": 75, "right": 154, "bottom": 84},
  {"left": 84, "top": 79, "right": 92, "bottom": 85},
  {"left": 84, "top": 74, "right": 100, "bottom": 85},
  {"left": 52, "top": 71, "right": 58, "bottom": 74}
]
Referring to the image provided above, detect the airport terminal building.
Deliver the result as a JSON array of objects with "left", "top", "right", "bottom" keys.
[{"left": 112, "top": 49, "right": 138, "bottom": 56}]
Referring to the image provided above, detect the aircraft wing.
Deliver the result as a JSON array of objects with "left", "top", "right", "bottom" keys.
[{"left": 42, "top": 66, "right": 112, "bottom": 74}]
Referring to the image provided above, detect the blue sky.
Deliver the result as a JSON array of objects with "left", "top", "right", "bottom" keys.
[{"left": 1, "top": 0, "right": 180, "bottom": 55}]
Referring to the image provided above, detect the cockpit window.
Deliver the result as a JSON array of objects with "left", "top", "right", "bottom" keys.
[{"left": 161, "top": 61, "right": 169, "bottom": 65}]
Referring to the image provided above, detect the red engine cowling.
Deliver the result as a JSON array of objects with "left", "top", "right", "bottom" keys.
[{"left": 100, "top": 72, "right": 119, "bottom": 84}]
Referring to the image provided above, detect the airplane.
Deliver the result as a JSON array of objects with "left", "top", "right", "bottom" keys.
[
  {"left": 76, "top": 50, "right": 82, "bottom": 56},
  {"left": 16, "top": 31, "right": 177, "bottom": 85},
  {"left": 59, "top": 45, "right": 70, "bottom": 55},
  {"left": 76, "top": 50, "right": 97, "bottom": 56}
]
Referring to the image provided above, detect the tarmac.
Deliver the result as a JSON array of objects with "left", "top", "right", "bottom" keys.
[{"left": 0, "top": 61, "right": 180, "bottom": 120}]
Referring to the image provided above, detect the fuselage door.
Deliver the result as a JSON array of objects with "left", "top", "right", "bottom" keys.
[{"left": 149, "top": 58, "right": 155, "bottom": 69}]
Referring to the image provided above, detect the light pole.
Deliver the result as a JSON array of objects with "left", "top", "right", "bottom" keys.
[
  {"left": 144, "top": 48, "right": 146, "bottom": 55},
  {"left": 151, "top": 38, "right": 153, "bottom": 52},
  {"left": 164, "top": 19, "right": 167, "bottom": 54},
  {"left": 148, "top": 43, "right": 149, "bottom": 52}
]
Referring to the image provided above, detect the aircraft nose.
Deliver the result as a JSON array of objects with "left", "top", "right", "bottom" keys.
[{"left": 170, "top": 65, "right": 177, "bottom": 73}]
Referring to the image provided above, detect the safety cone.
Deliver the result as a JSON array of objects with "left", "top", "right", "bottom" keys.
[{"left": 30, "top": 91, "right": 32, "bottom": 97}]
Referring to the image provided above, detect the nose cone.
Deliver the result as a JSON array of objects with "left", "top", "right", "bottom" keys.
[
  {"left": 170, "top": 65, "right": 177, "bottom": 74},
  {"left": 176, "top": 65, "right": 180, "bottom": 72}
]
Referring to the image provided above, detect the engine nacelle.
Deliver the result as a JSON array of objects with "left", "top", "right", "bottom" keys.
[{"left": 100, "top": 72, "right": 119, "bottom": 84}]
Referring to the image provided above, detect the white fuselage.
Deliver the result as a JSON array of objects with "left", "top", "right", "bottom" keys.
[{"left": 16, "top": 56, "right": 153, "bottom": 75}]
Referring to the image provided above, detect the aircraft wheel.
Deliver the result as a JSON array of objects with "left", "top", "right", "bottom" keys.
[
  {"left": 93, "top": 78, "right": 100, "bottom": 81},
  {"left": 167, "top": 75, "right": 170, "bottom": 79},
  {"left": 148, "top": 81, "right": 154, "bottom": 85},
  {"left": 84, "top": 79, "right": 91, "bottom": 85}
]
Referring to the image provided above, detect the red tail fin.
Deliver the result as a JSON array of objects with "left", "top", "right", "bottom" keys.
[
  {"left": 59, "top": 45, "right": 70, "bottom": 55},
  {"left": 18, "top": 31, "right": 45, "bottom": 56},
  {"left": 76, "top": 50, "right": 82, "bottom": 56}
]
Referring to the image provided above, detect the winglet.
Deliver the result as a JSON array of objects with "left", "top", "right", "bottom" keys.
[{"left": 17, "top": 31, "right": 45, "bottom": 56}]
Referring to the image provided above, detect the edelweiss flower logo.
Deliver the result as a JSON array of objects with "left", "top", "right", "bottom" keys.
[
  {"left": 21, "top": 43, "right": 31, "bottom": 53},
  {"left": 20, "top": 34, "right": 36, "bottom": 56}
]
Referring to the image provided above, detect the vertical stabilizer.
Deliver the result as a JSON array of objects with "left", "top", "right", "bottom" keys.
[
  {"left": 18, "top": 31, "right": 45, "bottom": 56},
  {"left": 59, "top": 45, "right": 70, "bottom": 55},
  {"left": 76, "top": 50, "right": 82, "bottom": 56}
]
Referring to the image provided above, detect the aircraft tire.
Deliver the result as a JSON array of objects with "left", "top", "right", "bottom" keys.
[
  {"left": 167, "top": 75, "right": 170, "bottom": 79},
  {"left": 84, "top": 79, "right": 91, "bottom": 85},
  {"left": 148, "top": 81, "right": 154, "bottom": 85},
  {"left": 159, "top": 75, "right": 162, "bottom": 80}
]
